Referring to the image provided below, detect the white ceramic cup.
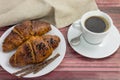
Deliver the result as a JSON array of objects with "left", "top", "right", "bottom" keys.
[{"left": 71, "top": 10, "right": 113, "bottom": 45}]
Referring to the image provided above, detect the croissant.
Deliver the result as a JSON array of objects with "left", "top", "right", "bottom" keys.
[
  {"left": 2, "top": 20, "right": 51, "bottom": 52},
  {"left": 9, "top": 35, "right": 60, "bottom": 67}
]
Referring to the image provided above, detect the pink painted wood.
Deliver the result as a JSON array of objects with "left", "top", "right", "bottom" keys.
[{"left": 0, "top": 0, "right": 120, "bottom": 80}]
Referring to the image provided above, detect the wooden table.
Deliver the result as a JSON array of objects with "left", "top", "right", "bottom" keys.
[{"left": 0, "top": 0, "right": 120, "bottom": 80}]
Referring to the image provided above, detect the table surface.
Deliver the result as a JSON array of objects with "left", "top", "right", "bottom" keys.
[{"left": 0, "top": 0, "right": 120, "bottom": 80}]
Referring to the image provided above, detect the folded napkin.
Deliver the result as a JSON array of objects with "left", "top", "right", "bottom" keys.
[{"left": 0, "top": 0, "right": 98, "bottom": 28}]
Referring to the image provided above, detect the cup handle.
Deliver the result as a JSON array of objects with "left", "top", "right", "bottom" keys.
[
  {"left": 97, "top": 9, "right": 101, "bottom": 12},
  {"left": 72, "top": 21, "right": 81, "bottom": 30},
  {"left": 70, "top": 21, "right": 82, "bottom": 45}
]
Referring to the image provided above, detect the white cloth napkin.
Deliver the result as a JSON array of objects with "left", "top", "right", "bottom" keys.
[{"left": 0, "top": 0, "right": 98, "bottom": 28}]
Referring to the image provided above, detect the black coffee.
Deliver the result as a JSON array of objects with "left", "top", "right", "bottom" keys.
[{"left": 85, "top": 16, "right": 108, "bottom": 33}]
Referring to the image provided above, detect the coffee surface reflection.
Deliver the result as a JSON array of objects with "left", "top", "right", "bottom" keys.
[{"left": 85, "top": 16, "right": 109, "bottom": 33}]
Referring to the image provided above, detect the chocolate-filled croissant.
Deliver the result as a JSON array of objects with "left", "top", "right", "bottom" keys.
[
  {"left": 9, "top": 35, "right": 60, "bottom": 67},
  {"left": 2, "top": 20, "right": 51, "bottom": 52}
]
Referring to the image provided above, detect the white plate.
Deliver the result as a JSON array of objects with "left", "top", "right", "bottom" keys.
[
  {"left": 0, "top": 25, "right": 66, "bottom": 78},
  {"left": 68, "top": 19, "right": 120, "bottom": 59}
]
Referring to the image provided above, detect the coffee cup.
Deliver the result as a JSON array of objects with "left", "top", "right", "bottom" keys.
[{"left": 70, "top": 10, "right": 113, "bottom": 45}]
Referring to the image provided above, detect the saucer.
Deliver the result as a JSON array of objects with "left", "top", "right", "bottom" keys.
[{"left": 67, "top": 19, "right": 120, "bottom": 59}]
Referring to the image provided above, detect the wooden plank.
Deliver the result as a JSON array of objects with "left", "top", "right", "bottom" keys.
[{"left": 96, "top": 0, "right": 120, "bottom": 7}]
